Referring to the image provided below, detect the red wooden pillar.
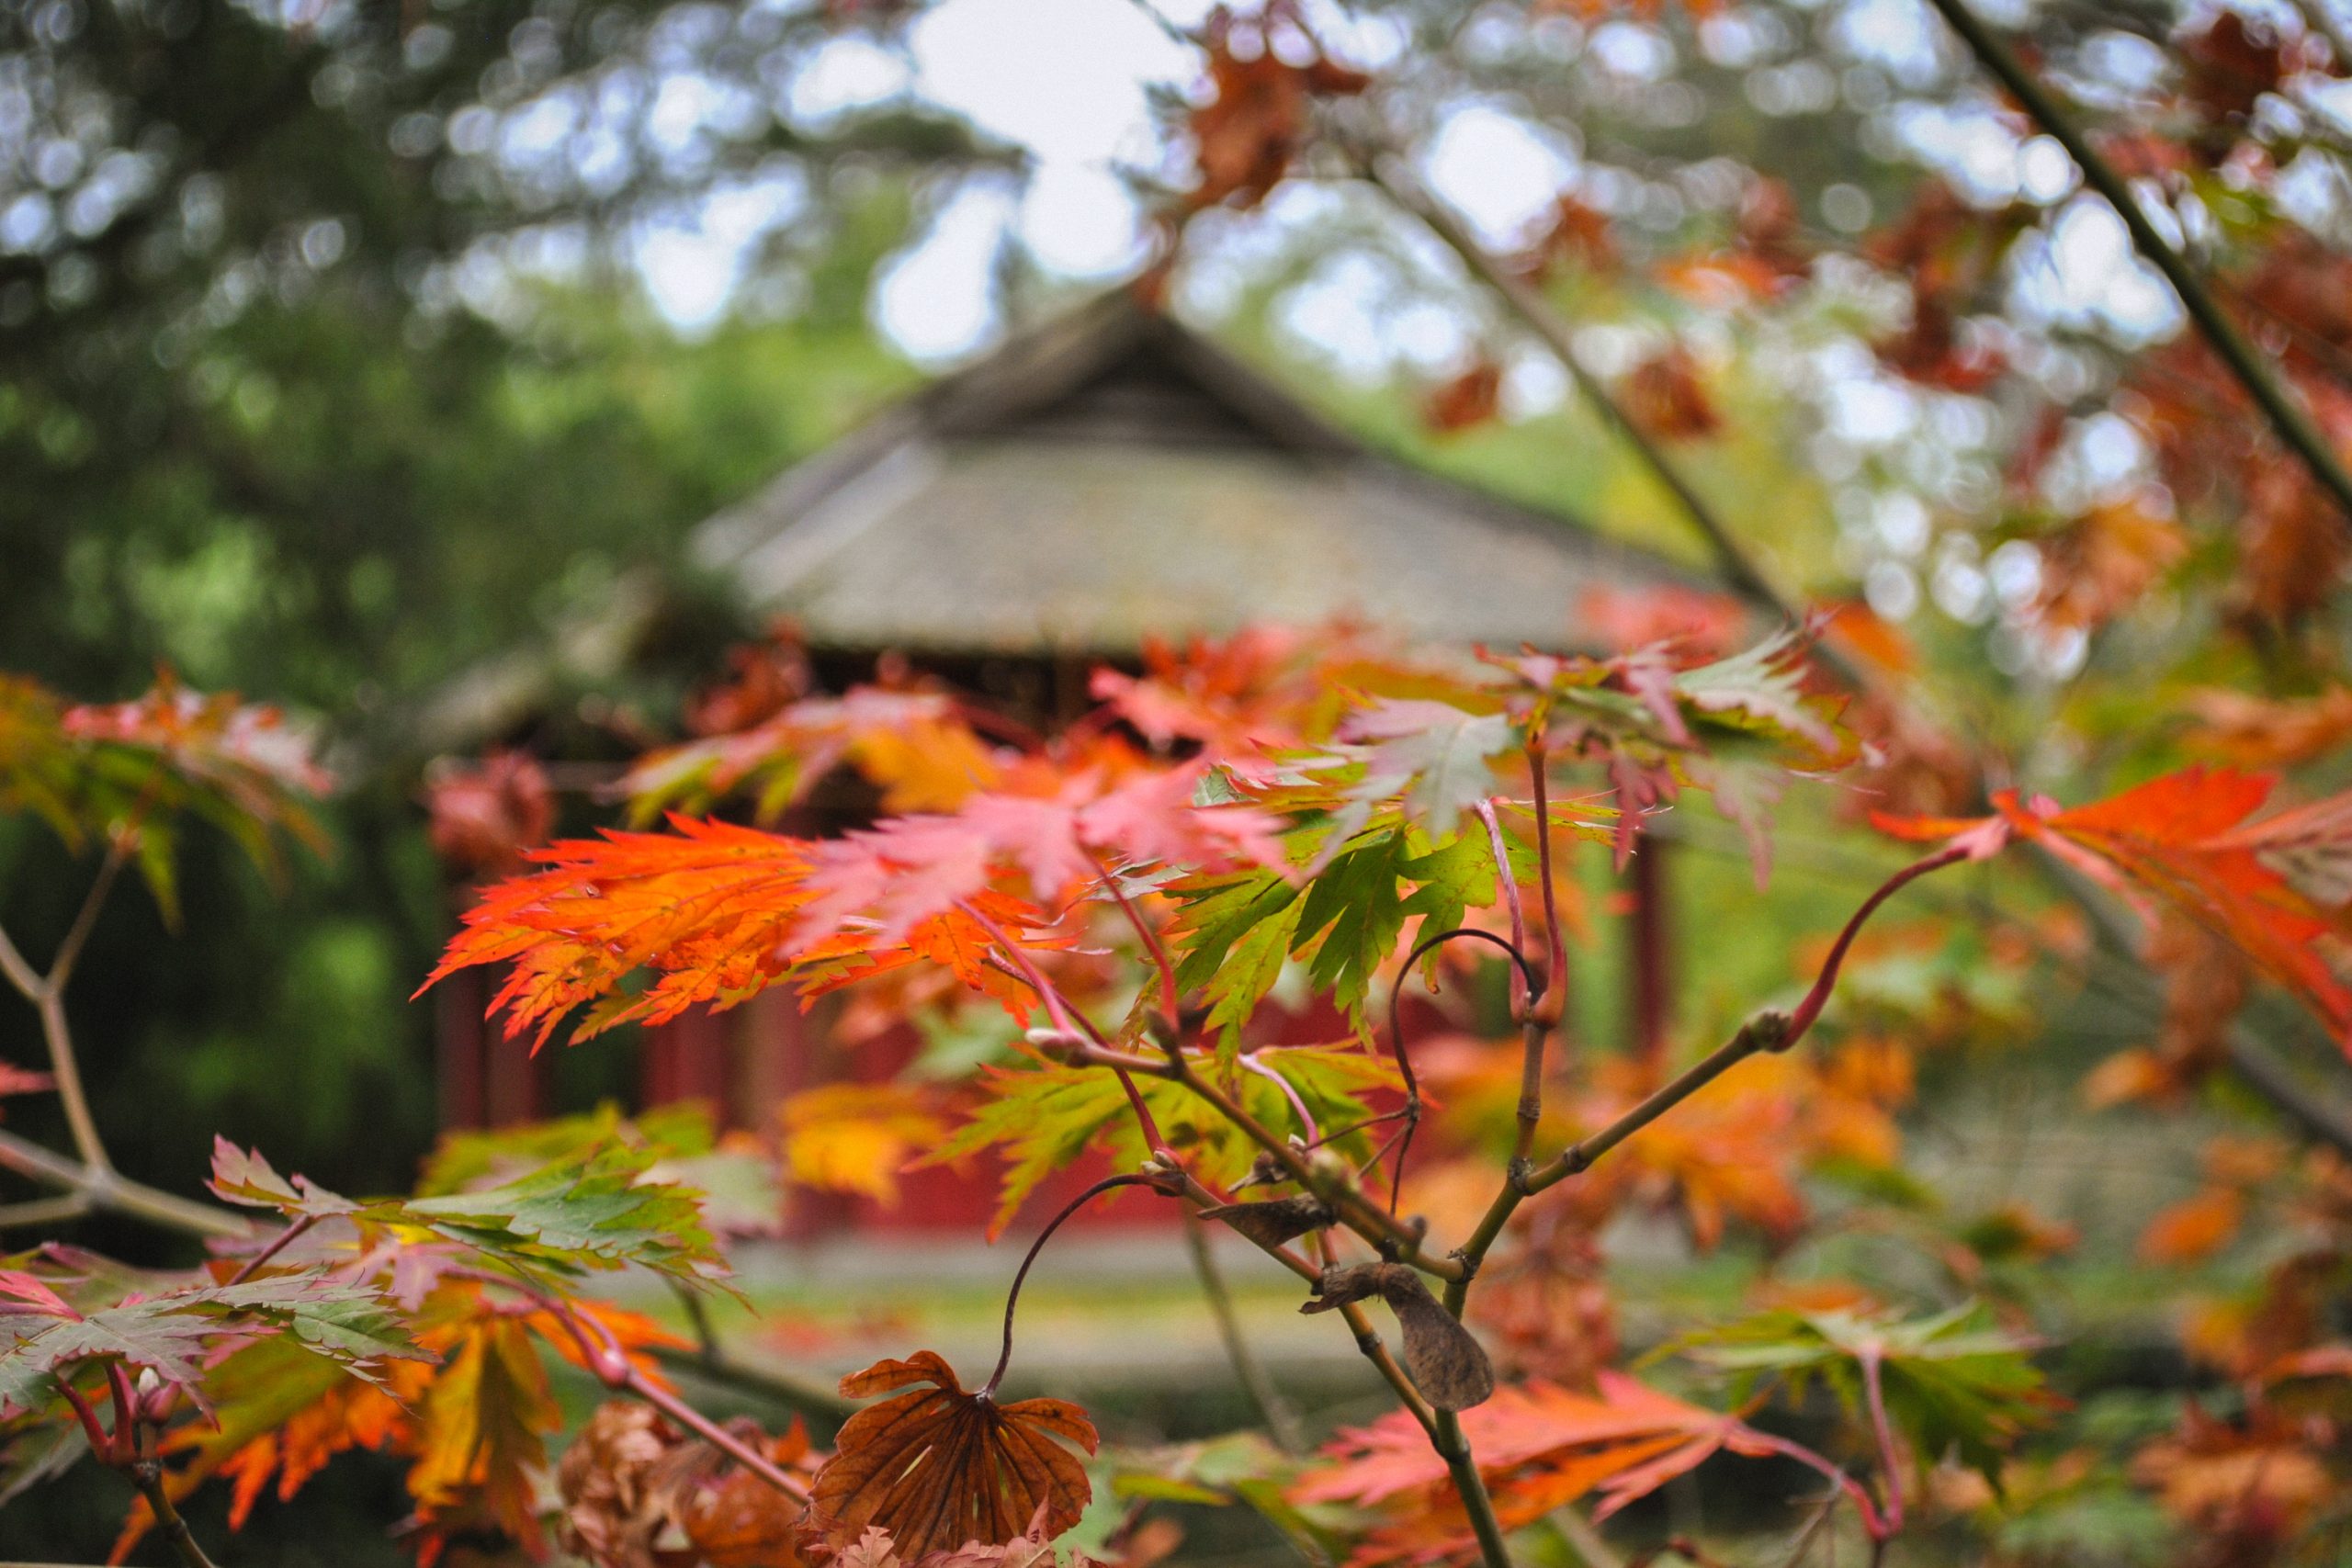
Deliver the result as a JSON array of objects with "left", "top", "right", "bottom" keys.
[
  {"left": 1626, "top": 835, "right": 1675, "bottom": 1075},
  {"left": 435, "top": 967, "right": 488, "bottom": 1129},
  {"left": 640, "top": 1009, "right": 733, "bottom": 1115}
]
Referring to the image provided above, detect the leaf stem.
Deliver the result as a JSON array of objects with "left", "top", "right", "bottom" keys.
[
  {"left": 986, "top": 1173, "right": 1161, "bottom": 1396},
  {"left": 1472, "top": 800, "right": 1530, "bottom": 1016},
  {"left": 1521, "top": 845, "right": 1968, "bottom": 1199},
  {"left": 1095, "top": 856, "right": 1182, "bottom": 1024},
  {"left": 224, "top": 1213, "right": 314, "bottom": 1286},
  {"left": 1922, "top": 0, "right": 2352, "bottom": 532},
  {"left": 1859, "top": 1350, "right": 1905, "bottom": 1538},
  {"left": 962, "top": 899, "right": 1172, "bottom": 1156},
  {"left": 548, "top": 1297, "right": 813, "bottom": 1504}
]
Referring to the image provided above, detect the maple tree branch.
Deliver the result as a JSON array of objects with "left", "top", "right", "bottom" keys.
[
  {"left": 1178, "top": 1169, "right": 1436, "bottom": 1436},
  {"left": 1182, "top": 1204, "right": 1306, "bottom": 1453},
  {"left": 1924, "top": 0, "right": 2352, "bottom": 533},
  {"left": 1346, "top": 135, "right": 1819, "bottom": 642},
  {"left": 1143, "top": 1046, "right": 1464, "bottom": 1279},
  {"left": 547, "top": 1296, "right": 813, "bottom": 1505},
  {"left": 0, "top": 919, "right": 42, "bottom": 1002},
  {"left": 1524, "top": 1011, "right": 1789, "bottom": 1201},
  {"left": 132, "top": 1457, "right": 220, "bottom": 1568},
  {"left": 1473, "top": 801, "right": 1531, "bottom": 1015},
  {"left": 1431, "top": 1410, "right": 1518, "bottom": 1568},
  {"left": 0, "top": 1127, "right": 252, "bottom": 1238},
  {"left": 0, "top": 1191, "right": 90, "bottom": 1228},
  {"left": 35, "top": 986, "right": 110, "bottom": 1175},
  {"left": 988, "top": 1173, "right": 1163, "bottom": 1396},
  {"left": 48, "top": 838, "right": 130, "bottom": 997}
]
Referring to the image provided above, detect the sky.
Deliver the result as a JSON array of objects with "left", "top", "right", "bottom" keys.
[
  {"left": 626, "top": 0, "right": 2210, "bottom": 378},
  {"left": 631, "top": 0, "right": 1583, "bottom": 358}
]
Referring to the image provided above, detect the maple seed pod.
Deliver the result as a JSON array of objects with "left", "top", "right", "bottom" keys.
[
  {"left": 1199, "top": 1194, "right": 1335, "bottom": 1247},
  {"left": 1300, "top": 1262, "right": 1496, "bottom": 1412}
]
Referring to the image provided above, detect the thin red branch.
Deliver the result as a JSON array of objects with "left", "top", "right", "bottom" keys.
[{"left": 986, "top": 1173, "right": 1163, "bottom": 1395}]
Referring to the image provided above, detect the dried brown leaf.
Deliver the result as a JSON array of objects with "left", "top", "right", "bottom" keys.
[
  {"left": 807, "top": 1351, "right": 1096, "bottom": 1560},
  {"left": 1303, "top": 1263, "right": 1495, "bottom": 1413}
]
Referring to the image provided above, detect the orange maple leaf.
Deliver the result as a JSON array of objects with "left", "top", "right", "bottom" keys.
[
  {"left": 779, "top": 1083, "right": 949, "bottom": 1206},
  {"left": 1294, "top": 1372, "right": 1792, "bottom": 1565},
  {"left": 1874, "top": 767, "right": 2352, "bottom": 1052}
]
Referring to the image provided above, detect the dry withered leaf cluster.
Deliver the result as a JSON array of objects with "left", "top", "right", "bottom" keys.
[
  {"left": 557, "top": 1401, "right": 816, "bottom": 1568},
  {"left": 1303, "top": 1261, "right": 1496, "bottom": 1413}
]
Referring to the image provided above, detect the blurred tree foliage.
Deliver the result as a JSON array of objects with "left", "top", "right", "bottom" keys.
[{"left": 0, "top": 0, "right": 982, "bottom": 1205}]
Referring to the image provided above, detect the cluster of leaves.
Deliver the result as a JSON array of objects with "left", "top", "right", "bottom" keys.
[{"left": 0, "top": 673, "right": 328, "bottom": 917}]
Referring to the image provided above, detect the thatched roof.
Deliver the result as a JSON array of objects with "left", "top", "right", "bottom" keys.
[{"left": 689, "top": 288, "right": 1713, "bottom": 654}]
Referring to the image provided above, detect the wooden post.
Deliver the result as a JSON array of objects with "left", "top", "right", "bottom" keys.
[
  {"left": 435, "top": 967, "right": 488, "bottom": 1130},
  {"left": 1627, "top": 835, "right": 1674, "bottom": 1078}
]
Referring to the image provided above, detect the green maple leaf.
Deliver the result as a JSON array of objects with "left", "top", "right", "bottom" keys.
[
  {"left": 1670, "top": 1303, "right": 2054, "bottom": 1484},
  {"left": 1293, "top": 831, "right": 1410, "bottom": 1032},
  {"left": 0, "top": 1268, "right": 424, "bottom": 1417},
  {"left": 211, "top": 1137, "right": 727, "bottom": 1289},
  {"left": 922, "top": 1044, "right": 1396, "bottom": 1236}
]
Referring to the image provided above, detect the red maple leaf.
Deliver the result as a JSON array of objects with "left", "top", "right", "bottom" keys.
[{"left": 1875, "top": 767, "right": 2352, "bottom": 1051}]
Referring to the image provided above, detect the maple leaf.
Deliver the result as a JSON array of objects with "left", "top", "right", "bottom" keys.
[
  {"left": 1874, "top": 767, "right": 2352, "bottom": 1052},
  {"left": 406, "top": 1314, "right": 563, "bottom": 1555},
  {"left": 423, "top": 750, "right": 553, "bottom": 881},
  {"left": 2132, "top": 1404, "right": 2332, "bottom": 1540},
  {"left": 1621, "top": 346, "right": 1722, "bottom": 441},
  {"left": 1527, "top": 191, "right": 1618, "bottom": 276},
  {"left": 1183, "top": 8, "right": 1368, "bottom": 212},
  {"left": 0, "top": 673, "right": 329, "bottom": 920},
  {"left": 2183, "top": 684, "right": 2352, "bottom": 767},
  {"left": 1421, "top": 362, "right": 1503, "bottom": 434},
  {"left": 922, "top": 1043, "right": 1396, "bottom": 1237},
  {"left": 1294, "top": 1371, "right": 1785, "bottom": 1564},
  {"left": 1673, "top": 1303, "right": 2053, "bottom": 1484},
  {"left": 780, "top": 1083, "right": 948, "bottom": 1206},
  {"left": 806, "top": 1350, "right": 1097, "bottom": 1559},
  {"left": 1169, "top": 821, "right": 1527, "bottom": 1050},
  {"left": 556, "top": 1398, "right": 816, "bottom": 1568},
  {"left": 2030, "top": 496, "right": 2188, "bottom": 635},
  {"left": 1333, "top": 701, "right": 1515, "bottom": 834},
  {"left": 0, "top": 1266, "right": 424, "bottom": 1420},
  {"left": 422, "top": 815, "right": 823, "bottom": 1046},
  {"left": 624, "top": 687, "right": 995, "bottom": 824},
  {"left": 209, "top": 1137, "right": 727, "bottom": 1290},
  {"left": 2139, "top": 1188, "right": 2243, "bottom": 1265}
]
